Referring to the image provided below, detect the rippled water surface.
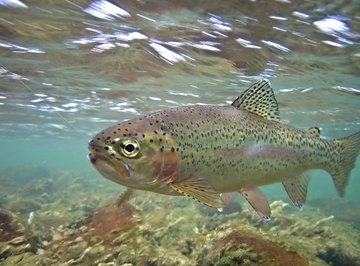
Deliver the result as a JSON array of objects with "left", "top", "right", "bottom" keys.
[
  {"left": 0, "top": 0, "right": 360, "bottom": 264},
  {"left": 1, "top": 0, "right": 359, "bottom": 137}
]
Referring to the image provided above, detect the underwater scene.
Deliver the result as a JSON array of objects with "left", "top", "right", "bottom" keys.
[{"left": 1, "top": 0, "right": 360, "bottom": 265}]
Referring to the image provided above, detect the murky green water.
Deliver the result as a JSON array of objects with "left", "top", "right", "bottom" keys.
[{"left": 1, "top": 0, "right": 360, "bottom": 265}]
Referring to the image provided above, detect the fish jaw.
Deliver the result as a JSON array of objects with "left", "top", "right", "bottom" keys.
[{"left": 88, "top": 148, "right": 132, "bottom": 186}]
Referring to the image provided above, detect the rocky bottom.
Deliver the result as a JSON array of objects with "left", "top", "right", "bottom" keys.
[{"left": 1, "top": 166, "right": 360, "bottom": 266}]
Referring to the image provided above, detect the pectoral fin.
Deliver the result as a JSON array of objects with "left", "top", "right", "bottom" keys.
[
  {"left": 283, "top": 173, "right": 310, "bottom": 210},
  {"left": 169, "top": 177, "right": 224, "bottom": 208},
  {"left": 240, "top": 187, "right": 271, "bottom": 221},
  {"left": 116, "top": 188, "right": 135, "bottom": 207}
]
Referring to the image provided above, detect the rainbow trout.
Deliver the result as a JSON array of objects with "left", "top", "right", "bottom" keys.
[{"left": 88, "top": 80, "right": 360, "bottom": 220}]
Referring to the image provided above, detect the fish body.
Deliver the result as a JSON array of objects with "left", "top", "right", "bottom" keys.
[{"left": 88, "top": 80, "right": 360, "bottom": 219}]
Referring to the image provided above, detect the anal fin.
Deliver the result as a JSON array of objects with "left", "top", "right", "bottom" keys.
[
  {"left": 240, "top": 187, "right": 271, "bottom": 221},
  {"left": 169, "top": 176, "right": 224, "bottom": 208},
  {"left": 282, "top": 173, "right": 310, "bottom": 210}
]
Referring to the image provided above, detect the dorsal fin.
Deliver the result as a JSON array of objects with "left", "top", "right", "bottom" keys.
[
  {"left": 308, "top": 127, "right": 321, "bottom": 138},
  {"left": 231, "top": 79, "right": 280, "bottom": 121}
]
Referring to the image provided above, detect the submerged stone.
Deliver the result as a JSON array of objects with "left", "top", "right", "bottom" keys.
[
  {"left": 317, "top": 243, "right": 360, "bottom": 266},
  {"left": 79, "top": 203, "right": 138, "bottom": 246},
  {"left": 198, "top": 227, "right": 309, "bottom": 266},
  {"left": 0, "top": 208, "right": 24, "bottom": 242}
]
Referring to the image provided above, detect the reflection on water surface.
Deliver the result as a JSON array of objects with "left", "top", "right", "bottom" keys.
[{"left": 0, "top": 0, "right": 359, "bottom": 139}]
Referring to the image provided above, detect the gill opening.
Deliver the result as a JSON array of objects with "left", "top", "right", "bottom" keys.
[
  {"left": 144, "top": 150, "right": 168, "bottom": 187},
  {"left": 153, "top": 150, "right": 175, "bottom": 188}
]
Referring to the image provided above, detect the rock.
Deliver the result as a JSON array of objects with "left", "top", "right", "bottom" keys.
[
  {"left": 9, "top": 236, "right": 27, "bottom": 246},
  {"left": 317, "top": 243, "right": 360, "bottom": 266},
  {"left": 79, "top": 203, "right": 138, "bottom": 246},
  {"left": 0, "top": 208, "right": 25, "bottom": 242},
  {"left": 198, "top": 226, "right": 309, "bottom": 266}
]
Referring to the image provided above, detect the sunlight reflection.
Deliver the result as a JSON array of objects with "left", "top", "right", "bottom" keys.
[
  {"left": 236, "top": 38, "right": 262, "bottom": 49},
  {"left": 0, "top": 0, "right": 27, "bottom": 8},
  {"left": 0, "top": 40, "right": 45, "bottom": 54},
  {"left": 84, "top": 0, "right": 130, "bottom": 21},
  {"left": 314, "top": 16, "right": 354, "bottom": 47},
  {"left": 314, "top": 16, "right": 350, "bottom": 35},
  {"left": 261, "top": 40, "right": 290, "bottom": 52},
  {"left": 149, "top": 43, "right": 186, "bottom": 64}
]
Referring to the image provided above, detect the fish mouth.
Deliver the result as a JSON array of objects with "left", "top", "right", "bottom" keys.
[{"left": 88, "top": 151, "right": 132, "bottom": 183}]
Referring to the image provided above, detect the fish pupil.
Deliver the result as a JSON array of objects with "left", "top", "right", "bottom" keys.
[{"left": 125, "top": 144, "right": 135, "bottom": 153}]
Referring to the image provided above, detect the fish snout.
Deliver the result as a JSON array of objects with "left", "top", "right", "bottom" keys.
[
  {"left": 87, "top": 136, "right": 108, "bottom": 164},
  {"left": 88, "top": 152, "right": 97, "bottom": 165},
  {"left": 88, "top": 132, "right": 108, "bottom": 152},
  {"left": 88, "top": 138, "right": 99, "bottom": 152}
]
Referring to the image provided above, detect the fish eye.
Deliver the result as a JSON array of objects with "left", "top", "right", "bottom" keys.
[{"left": 120, "top": 139, "right": 140, "bottom": 158}]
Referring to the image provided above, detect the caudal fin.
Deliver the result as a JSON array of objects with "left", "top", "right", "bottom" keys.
[{"left": 330, "top": 131, "right": 360, "bottom": 196}]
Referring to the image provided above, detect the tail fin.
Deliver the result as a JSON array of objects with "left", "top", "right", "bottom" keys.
[{"left": 330, "top": 131, "right": 360, "bottom": 196}]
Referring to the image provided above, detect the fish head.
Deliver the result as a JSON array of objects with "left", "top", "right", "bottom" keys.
[{"left": 88, "top": 117, "right": 180, "bottom": 193}]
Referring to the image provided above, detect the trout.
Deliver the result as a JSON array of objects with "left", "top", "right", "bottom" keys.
[{"left": 88, "top": 80, "right": 360, "bottom": 220}]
